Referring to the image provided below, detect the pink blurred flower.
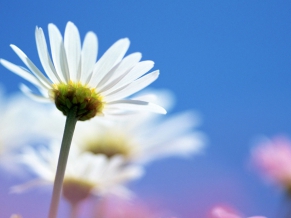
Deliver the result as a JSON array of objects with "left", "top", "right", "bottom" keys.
[
  {"left": 251, "top": 136, "right": 291, "bottom": 188},
  {"left": 210, "top": 205, "right": 266, "bottom": 218}
]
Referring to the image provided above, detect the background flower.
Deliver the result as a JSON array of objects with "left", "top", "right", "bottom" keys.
[
  {"left": 0, "top": 89, "right": 58, "bottom": 165},
  {"left": 251, "top": 136, "right": 291, "bottom": 189},
  {"left": 0, "top": 1, "right": 290, "bottom": 217},
  {"left": 74, "top": 108, "right": 205, "bottom": 165},
  {"left": 12, "top": 142, "right": 143, "bottom": 200},
  {"left": 71, "top": 89, "right": 205, "bottom": 165}
]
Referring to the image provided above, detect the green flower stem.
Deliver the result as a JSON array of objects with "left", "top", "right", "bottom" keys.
[{"left": 48, "top": 106, "right": 78, "bottom": 218}]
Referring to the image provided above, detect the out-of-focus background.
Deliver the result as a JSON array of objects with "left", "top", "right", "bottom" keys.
[{"left": 0, "top": 1, "right": 290, "bottom": 217}]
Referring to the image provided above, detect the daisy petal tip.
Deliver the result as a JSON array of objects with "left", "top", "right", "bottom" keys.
[
  {"left": 152, "top": 70, "right": 160, "bottom": 78},
  {"left": 36, "top": 26, "right": 43, "bottom": 32},
  {"left": 10, "top": 44, "right": 23, "bottom": 53},
  {"left": 150, "top": 103, "right": 167, "bottom": 114},
  {"left": 87, "top": 31, "right": 97, "bottom": 38},
  {"left": 66, "top": 21, "right": 76, "bottom": 28},
  {"left": 160, "top": 108, "right": 167, "bottom": 114},
  {"left": 19, "top": 83, "right": 30, "bottom": 92},
  {"left": 0, "top": 59, "right": 8, "bottom": 68},
  {"left": 35, "top": 27, "right": 42, "bottom": 37},
  {"left": 10, "top": 45, "right": 22, "bottom": 54},
  {"left": 48, "top": 23, "right": 58, "bottom": 31},
  {"left": 136, "top": 52, "right": 142, "bottom": 59},
  {"left": 121, "top": 37, "right": 130, "bottom": 45},
  {"left": 147, "top": 60, "right": 155, "bottom": 66}
]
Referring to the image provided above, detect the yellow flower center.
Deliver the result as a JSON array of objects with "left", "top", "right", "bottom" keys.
[
  {"left": 62, "top": 177, "right": 95, "bottom": 205},
  {"left": 85, "top": 132, "right": 135, "bottom": 158},
  {"left": 50, "top": 81, "right": 104, "bottom": 121}
]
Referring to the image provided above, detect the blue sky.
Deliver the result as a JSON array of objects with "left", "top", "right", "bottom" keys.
[{"left": 1, "top": 1, "right": 291, "bottom": 217}]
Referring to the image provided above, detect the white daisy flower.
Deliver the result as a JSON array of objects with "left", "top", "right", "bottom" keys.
[
  {"left": 0, "top": 21, "right": 166, "bottom": 121},
  {"left": 12, "top": 142, "right": 143, "bottom": 204},
  {"left": 73, "top": 94, "right": 206, "bottom": 164}
]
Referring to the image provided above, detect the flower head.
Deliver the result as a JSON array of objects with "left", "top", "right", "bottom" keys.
[
  {"left": 12, "top": 142, "right": 143, "bottom": 203},
  {"left": 0, "top": 21, "right": 166, "bottom": 120},
  {"left": 74, "top": 103, "right": 205, "bottom": 164},
  {"left": 251, "top": 136, "right": 291, "bottom": 190}
]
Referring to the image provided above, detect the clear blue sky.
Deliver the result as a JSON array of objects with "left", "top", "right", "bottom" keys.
[{"left": 0, "top": 1, "right": 291, "bottom": 217}]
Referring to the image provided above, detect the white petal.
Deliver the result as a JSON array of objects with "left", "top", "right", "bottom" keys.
[
  {"left": 80, "top": 32, "right": 98, "bottom": 83},
  {"left": 0, "top": 59, "right": 45, "bottom": 89},
  {"left": 117, "top": 60, "right": 154, "bottom": 85},
  {"left": 98, "top": 52, "right": 142, "bottom": 92},
  {"left": 20, "top": 84, "right": 51, "bottom": 102},
  {"left": 10, "top": 45, "right": 52, "bottom": 89},
  {"left": 104, "top": 70, "right": 159, "bottom": 102},
  {"left": 168, "top": 135, "right": 204, "bottom": 155},
  {"left": 139, "top": 134, "right": 205, "bottom": 164},
  {"left": 48, "top": 23, "right": 69, "bottom": 82},
  {"left": 89, "top": 154, "right": 107, "bottom": 179},
  {"left": 102, "top": 108, "right": 137, "bottom": 116},
  {"left": 35, "top": 27, "right": 61, "bottom": 84},
  {"left": 64, "top": 22, "right": 81, "bottom": 82},
  {"left": 113, "top": 165, "right": 144, "bottom": 182},
  {"left": 102, "top": 60, "right": 154, "bottom": 95},
  {"left": 109, "top": 52, "right": 142, "bottom": 82},
  {"left": 105, "top": 99, "right": 167, "bottom": 114},
  {"left": 149, "top": 112, "right": 200, "bottom": 144},
  {"left": 88, "top": 38, "right": 130, "bottom": 87},
  {"left": 95, "top": 62, "right": 121, "bottom": 92},
  {"left": 10, "top": 179, "right": 51, "bottom": 193}
]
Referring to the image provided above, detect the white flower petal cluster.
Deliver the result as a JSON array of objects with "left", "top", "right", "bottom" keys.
[
  {"left": 0, "top": 21, "right": 166, "bottom": 116},
  {"left": 0, "top": 90, "right": 53, "bottom": 156},
  {"left": 74, "top": 91, "right": 206, "bottom": 164},
  {"left": 12, "top": 142, "right": 143, "bottom": 199}
]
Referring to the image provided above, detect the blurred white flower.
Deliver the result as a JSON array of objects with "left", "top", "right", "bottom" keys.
[
  {"left": 0, "top": 21, "right": 165, "bottom": 121},
  {"left": 0, "top": 90, "right": 54, "bottom": 156},
  {"left": 73, "top": 90, "right": 206, "bottom": 164},
  {"left": 12, "top": 142, "right": 143, "bottom": 202}
]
